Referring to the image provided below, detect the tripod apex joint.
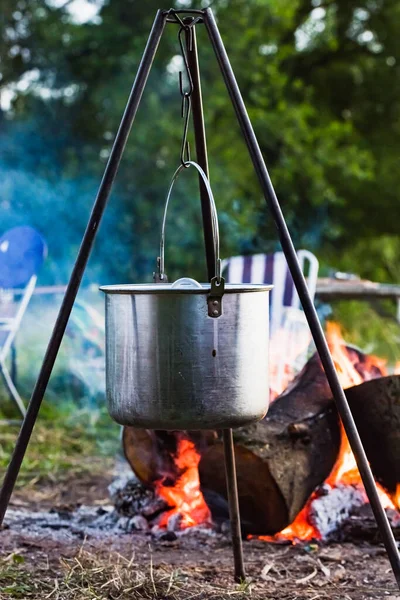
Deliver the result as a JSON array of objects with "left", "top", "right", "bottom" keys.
[{"left": 164, "top": 8, "right": 205, "bottom": 26}]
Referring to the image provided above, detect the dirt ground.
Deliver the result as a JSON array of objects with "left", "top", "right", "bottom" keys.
[{"left": 1, "top": 472, "right": 399, "bottom": 600}]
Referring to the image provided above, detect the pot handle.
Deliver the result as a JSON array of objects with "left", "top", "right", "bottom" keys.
[{"left": 157, "top": 160, "right": 222, "bottom": 284}]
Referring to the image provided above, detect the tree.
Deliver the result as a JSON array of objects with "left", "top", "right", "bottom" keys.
[{"left": 1, "top": 0, "right": 399, "bottom": 285}]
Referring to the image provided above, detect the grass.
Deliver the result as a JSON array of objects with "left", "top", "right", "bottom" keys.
[
  {"left": 0, "top": 555, "right": 55, "bottom": 598},
  {"left": 0, "top": 402, "right": 120, "bottom": 489},
  {"left": 0, "top": 548, "right": 255, "bottom": 600}
]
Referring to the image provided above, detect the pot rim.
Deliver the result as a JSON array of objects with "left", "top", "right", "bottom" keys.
[{"left": 99, "top": 283, "right": 273, "bottom": 294}]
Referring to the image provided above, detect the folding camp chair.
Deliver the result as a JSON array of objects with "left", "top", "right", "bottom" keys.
[
  {"left": 221, "top": 250, "right": 319, "bottom": 394},
  {"left": 0, "top": 226, "right": 47, "bottom": 416}
]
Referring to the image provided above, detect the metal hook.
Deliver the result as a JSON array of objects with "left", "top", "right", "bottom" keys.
[
  {"left": 178, "top": 26, "right": 194, "bottom": 98},
  {"left": 178, "top": 25, "right": 194, "bottom": 167},
  {"left": 180, "top": 95, "right": 191, "bottom": 166}
]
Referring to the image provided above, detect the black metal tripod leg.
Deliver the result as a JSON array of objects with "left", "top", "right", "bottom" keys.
[
  {"left": 223, "top": 429, "right": 246, "bottom": 582},
  {"left": 186, "top": 24, "right": 215, "bottom": 279},
  {"left": 186, "top": 23, "right": 246, "bottom": 583},
  {"left": 0, "top": 9, "right": 167, "bottom": 526},
  {"left": 203, "top": 7, "right": 400, "bottom": 589}
]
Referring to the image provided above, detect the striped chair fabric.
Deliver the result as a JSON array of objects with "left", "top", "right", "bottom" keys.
[
  {"left": 221, "top": 250, "right": 319, "bottom": 394},
  {"left": 221, "top": 250, "right": 319, "bottom": 334}
]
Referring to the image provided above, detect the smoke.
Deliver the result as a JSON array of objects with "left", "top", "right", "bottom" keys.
[
  {"left": 0, "top": 117, "right": 136, "bottom": 287},
  {"left": 0, "top": 118, "right": 130, "bottom": 406}
]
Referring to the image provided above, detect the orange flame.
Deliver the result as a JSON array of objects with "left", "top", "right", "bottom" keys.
[
  {"left": 155, "top": 439, "right": 211, "bottom": 529},
  {"left": 266, "top": 322, "right": 396, "bottom": 542},
  {"left": 256, "top": 499, "right": 321, "bottom": 543},
  {"left": 154, "top": 322, "right": 398, "bottom": 540},
  {"left": 324, "top": 322, "right": 387, "bottom": 490},
  {"left": 392, "top": 483, "right": 400, "bottom": 510}
]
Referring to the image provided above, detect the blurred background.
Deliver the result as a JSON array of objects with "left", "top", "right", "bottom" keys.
[{"left": 0, "top": 0, "right": 399, "bottom": 413}]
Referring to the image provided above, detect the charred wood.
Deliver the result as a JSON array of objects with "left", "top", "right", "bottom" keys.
[{"left": 122, "top": 351, "right": 399, "bottom": 536}]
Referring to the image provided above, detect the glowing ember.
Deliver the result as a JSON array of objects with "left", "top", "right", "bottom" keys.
[
  {"left": 267, "top": 321, "right": 397, "bottom": 542},
  {"left": 274, "top": 505, "right": 320, "bottom": 542},
  {"left": 155, "top": 439, "right": 211, "bottom": 529},
  {"left": 154, "top": 321, "right": 399, "bottom": 540},
  {"left": 256, "top": 499, "right": 321, "bottom": 543}
]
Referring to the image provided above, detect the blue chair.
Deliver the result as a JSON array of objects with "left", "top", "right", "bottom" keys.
[{"left": 0, "top": 226, "right": 47, "bottom": 416}]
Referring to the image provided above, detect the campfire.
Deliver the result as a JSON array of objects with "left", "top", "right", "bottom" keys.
[
  {"left": 155, "top": 438, "right": 211, "bottom": 529},
  {"left": 265, "top": 322, "right": 400, "bottom": 542},
  {"left": 122, "top": 322, "right": 400, "bottom": 542}
]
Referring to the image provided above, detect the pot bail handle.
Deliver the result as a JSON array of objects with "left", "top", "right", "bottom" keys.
[{"left": 155, "top": 160, "right": 225, "bottom": 318}]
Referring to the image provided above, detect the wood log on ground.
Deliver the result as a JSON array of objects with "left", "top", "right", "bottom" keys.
[
  {"left": 122, "top": 349, "right": 398, "bottom": 536},
  {"left": 344, "top": 375, "right": 400, "bottom": 495},
  {"left": 338, "top": 504, "right": 400, "bottom": 544},
  {"left": 200, "top": 372, "right": 400, "bottom": 535},
  {"left": 199, "top": 351, "right": 342, "bottom": 534},
  {"left": 122, "top": 428, "right": 180, "bottom": 485}
]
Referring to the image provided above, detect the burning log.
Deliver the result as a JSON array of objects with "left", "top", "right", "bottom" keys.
[
  {"left": 122, "top": 344, "right": 399, "bottom": 537},
  {"left": 122, "top": 351, "right": 343, "bottom": 534},
  {"left": 200, "top": 374, "right": 400, "bottom": 536},
  {"left": 343, "top": 375, "right": 400, "bottom": 496},
  {"left": 338, "top": 503, "right": 400, "bottom": 544},
  {"left": 122, "top": 427, "right": 216, "bottom": 485},
  {"left": 199, "top": 351, "right": 342, "bottom": 535},
  {"left": 122, "top": 428, "right": 181, "bottom": 484}
]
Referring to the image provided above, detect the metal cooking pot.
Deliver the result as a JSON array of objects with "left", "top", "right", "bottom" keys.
[{"left": 101, "top": 162, "right": 272, "bottom": 430}]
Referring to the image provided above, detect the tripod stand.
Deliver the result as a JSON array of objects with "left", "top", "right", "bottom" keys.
[{"left": 0, "top": 8, "right": 399, "bottom": 588}]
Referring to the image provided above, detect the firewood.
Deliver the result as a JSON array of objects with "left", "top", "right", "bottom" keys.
[
  {"left": 200, "top": 372, "right": 399, "bottom": 535},
  {"left": 199, "top": 352, "right": 341, "bottom": 534},
  {"left": 343, "top": 375, "right": 400, "bottom": 495},
  {"left": 122, "top": 428, "right": 180, "bottom": 485},
  {"left": 122, "top": 427, "right": 216, "bottom": 485},
  {"left": 338, "top": 504, "right": 400, "bottom": 543},
  {"left": 122, "top": 349, "right": 398, "bottom": 536}
]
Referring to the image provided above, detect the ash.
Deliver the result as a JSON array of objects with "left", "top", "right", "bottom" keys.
[
  {"left": 310, "top": 484, "right": 366, "bottom": 538},
  {"left": 4, "top": 469, "right": 387, "bottom": 545},
  {"left": 3, "top": 476, "right": 214, "bottom": 543}
]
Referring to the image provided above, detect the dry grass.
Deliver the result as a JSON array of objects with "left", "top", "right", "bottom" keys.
[
  {"left": 2, "top": 543, "right": 396, "bottom": 600},
  {"left": 61, "top": 549, "right": 252, "bottom": 599},
  {"left": 0, "top": 547, "right": 254, "bottom": 600}
]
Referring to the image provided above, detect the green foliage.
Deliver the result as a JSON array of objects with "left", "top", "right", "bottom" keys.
[
  {"left": 330, "top": 300, "right": 400, "bottom": 364},
  {"left": 1, "top": 0, "right": 400, "bottom": 285}
]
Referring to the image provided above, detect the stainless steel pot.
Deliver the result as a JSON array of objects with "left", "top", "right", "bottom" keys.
[
  {"left": 100, "top": 162, "right": 272, "bottom": 430},
  {"left": 101, "top": 280, "right": 271, "bottom": 429}
]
